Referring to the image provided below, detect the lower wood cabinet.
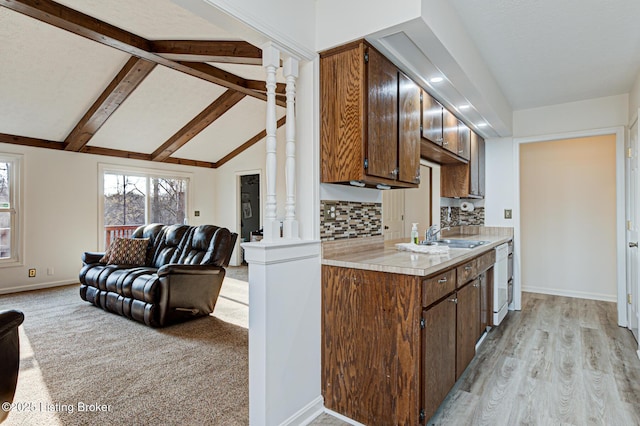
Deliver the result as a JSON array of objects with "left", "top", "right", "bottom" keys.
[
  {"left": 322, "top": 245, "right": 504, "bottom": 424},
  {"left": 422, "top": 295, "right": 456, "bottom": 420},
  {"left": 456, "top": 279, "right": 480, "bottom": 380}
]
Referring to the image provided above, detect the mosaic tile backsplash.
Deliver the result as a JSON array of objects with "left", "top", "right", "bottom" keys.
[
  {"left": 441, "top": 206, "right": 485, "bottom": 226},
  {"left": 320, "top": 200, "right": 382, "bottom": 241}
]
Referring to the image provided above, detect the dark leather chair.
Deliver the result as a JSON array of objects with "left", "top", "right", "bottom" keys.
[{"left": 0, "top": 310, "right": 24, "bottom": 423}]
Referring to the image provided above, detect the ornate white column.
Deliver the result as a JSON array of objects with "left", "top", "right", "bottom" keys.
[
  {"left": 262, "top": 43, "right": 281, "bottom": 241},
  {"left": 283, "top": 56, "right": 299, "bottom": 239}
]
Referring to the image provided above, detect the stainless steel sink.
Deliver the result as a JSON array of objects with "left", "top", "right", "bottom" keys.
[{"left": 421, "top": 239, "right": 490, "bottom": 249}]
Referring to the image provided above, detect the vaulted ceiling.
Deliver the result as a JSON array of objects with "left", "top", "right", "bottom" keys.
[{"left": 0, "top": 0, "right": 286, "bottom": 168}]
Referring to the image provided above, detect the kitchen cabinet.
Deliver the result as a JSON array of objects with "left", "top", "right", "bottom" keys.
[
  {"left": 421, "top": 91, "right": 444, "bottom": 145},
  {"left": 457, "top": 121, "right": 471, "bottom": 160},
  {"left": 456, "top": 279, "right": 480, "bottom": 379},
  {"left": 322, "top": 244, "right": 503, "bottom": 424},
  {"left": 442, "top": 108, "right": 459, "bottom": 155},
  {"left": 319, "top": 40, "right": 420, "bottom": 189},
  {"left": 422, "top": 296, "right": 456, "bottom": 419},
  {"left": 440, "top": 131, "right": 485, "bottom": 198}
]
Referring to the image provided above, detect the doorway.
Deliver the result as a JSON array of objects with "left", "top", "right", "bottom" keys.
[
  {"left": 519, "top": 135, "right": 617, "bottom": 301},
  {"left": 239, "top": 174, "right": 260, "bottom": 263}
]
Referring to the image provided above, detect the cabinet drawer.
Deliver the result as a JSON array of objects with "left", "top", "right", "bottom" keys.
[
  {"left": 477, "top": 250, "right": 496, "bottom": 273},
  {"left": 423, "top": 269, "right": 456, "bottom": 307},
  {"left": 456, "top": 259, "right": 478, "bottom": 287}
]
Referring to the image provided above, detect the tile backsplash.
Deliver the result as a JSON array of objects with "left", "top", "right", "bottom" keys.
[
  {"left": 320, "top": 200, "right": 382, "bottom": 241},
  {"left": 441, "top": 206, "right": 485, "bottom": 226}
]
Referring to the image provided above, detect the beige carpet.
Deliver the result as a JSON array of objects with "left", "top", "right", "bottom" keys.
[{"left": 0, "top": 276, "right": 249, "bottom": 425}]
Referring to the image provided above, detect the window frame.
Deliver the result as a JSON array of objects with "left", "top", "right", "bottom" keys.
[
  {"left": 0, "top": 153, "right": 23, "bottom": 267},
  {"left": 98, "top": 163, "right": 192, "bottom": 250}
]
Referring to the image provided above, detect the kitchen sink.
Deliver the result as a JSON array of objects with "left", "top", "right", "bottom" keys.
[{"left": 421, "top": 239, "right": 490, "bottom": 249}]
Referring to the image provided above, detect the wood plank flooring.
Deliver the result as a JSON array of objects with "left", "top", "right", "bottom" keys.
[{"left": 310, "top": 292, "right": 640, "bottom": 425}]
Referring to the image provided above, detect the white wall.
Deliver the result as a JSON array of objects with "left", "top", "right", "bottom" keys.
[
  {"left": 629, "top": 72, "right": 640, "bottom": 125},
  {"left": 484, "top": 137, "right": 515, "bottom": 227},
  {"left": 315, "top": 0, "right": 421, "bottom": 51},
  {"left": 0, "top": 143, "right": 217, "bottom": 294}
]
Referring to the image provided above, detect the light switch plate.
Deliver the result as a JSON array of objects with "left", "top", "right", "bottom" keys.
[{"left": 504, "top": 209, "right": 512, "bottom": 219}]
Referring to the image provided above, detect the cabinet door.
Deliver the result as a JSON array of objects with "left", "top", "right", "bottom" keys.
[
  {"left": 422, "top": 297, "right": 457, "bottom": 421},
  {"left": 456, "top": 280, "right": 480, "bottom": 379},
  {"left": 366, "top": 47, "right": 398, "bottom": 180},
  {"left": 442, "top": 109, "right": 458, "bottom": 154},
  {"left": 478, "top": 135, "right": 485, "bottom": 197},
  {"left": 457, "top": 121, "right": 470, "bottom": 160},
  {"left": 470, "top": 131, "right": 480, "bottom": 196},
  {"left": 421, "top": 91, "right": 443, "bottom": 145},
  {"left": 398, "top": 73, "right": 421, "bottom": 184}
]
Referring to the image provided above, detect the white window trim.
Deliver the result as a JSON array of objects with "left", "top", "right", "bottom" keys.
[
  {"left": 0, "top": 153, "right": 23, "bottom": 267},
  {"left": 98, "top": 163, "right": 192, "bottom": 250}
]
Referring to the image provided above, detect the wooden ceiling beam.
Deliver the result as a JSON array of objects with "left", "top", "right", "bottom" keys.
[
  {"left": 152, "top": 89, "right": 247, "bottom": 162},
  {"left": 0, "top": 133, "right": 64, "bottom": 150},
  {"left": 0, "top": 0, "right": 280, "bottom": 105},
  {"left": 214, "top": 116, "right": 286, "bottom": 168},
  {"left": 150, "top": 40, "right": 262, "bottom": 65},
  {"left": 64, "top": 56, "right": 156, "bottom": 152},
  {"left": 0, "top": 132, "right": 216, "bottom": 168}
]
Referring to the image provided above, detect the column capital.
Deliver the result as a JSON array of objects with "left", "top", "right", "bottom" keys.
[
  {"left": 283, "top": 57, "right": 299, "bottom": 78},
  {"left": 261, "top": 42, "right": 281, "bottom": 69}
]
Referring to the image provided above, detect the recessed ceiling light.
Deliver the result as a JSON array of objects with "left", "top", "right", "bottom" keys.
[
  {"left": 476, "top": 122, "right": 488, "bottom": 128},
  {"left": 429, "top": 77, "right": 444, "bottom": 83},
  {"left": 458, "top": 104, "right": 470, "bottom": 110}
]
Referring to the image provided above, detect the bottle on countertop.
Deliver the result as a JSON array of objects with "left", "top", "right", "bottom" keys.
[{"left": 411, "top": 223, "right": 419, "bottom": 244}]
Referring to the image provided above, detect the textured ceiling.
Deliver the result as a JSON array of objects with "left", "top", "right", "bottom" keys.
[{"left": 450, "top": 0, "right": 640, "bottom": 110}]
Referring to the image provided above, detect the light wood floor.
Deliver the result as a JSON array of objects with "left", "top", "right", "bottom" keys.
[{"left": 310, "top": 292, "right": 640, "bottom": 425}]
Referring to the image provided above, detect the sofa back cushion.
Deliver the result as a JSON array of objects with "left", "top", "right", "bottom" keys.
[
  {"left": 150, "top": 224, "right": 190, "bottom": 268},
  {"left": 130, "top": 224, "right": 166, "bottom": 265},
  {"left": 177, "top": 225, "right": 234, "bottom": 266}
]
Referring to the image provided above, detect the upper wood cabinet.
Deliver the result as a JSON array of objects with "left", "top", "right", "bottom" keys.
[
  {"left": 421, "top": 91, "right": 444, "bottom": 145},
  {"left": 457, "top": 121, "right": 470, "bottom": 161},
  {"left": 320, "top": 40, "right": 420, "bottom": 189},
  {"left": 442, "top": 108, "right": 458, "bottom": 155},
  {"left": 320, "top": 40, "right": 420, "bottom": 188},
  {"left": 440, "top": 131, "right": 485, "bottom": 198},
  {"left": 398, "top": 72, "right": 421, "bottom": 185}
]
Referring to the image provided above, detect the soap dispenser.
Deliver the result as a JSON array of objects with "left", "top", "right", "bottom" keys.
[{"left": 411, "top": 223, "right": 419, "bottom": 244}]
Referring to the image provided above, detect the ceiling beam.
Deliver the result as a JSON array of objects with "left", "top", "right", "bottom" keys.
[
  {"left": 150, "top": 40, "right": 262, "bottom": 65},
  {"left": 0, "top": 133, "right": 64, "bottom": 150},
  {"left": 214, "top": 116, "right": 286, "bottom": 168},
  {"left": 0, "top": 132, "right": 216, "bottom": 168},
  {"left": 0, "top": 0, "right": 283, "bottom": 106},
  {"left": 64, "top": 57, "right": 156, "bottom": 152},
  {"left": 152, "top": 89, "right": 247, "bottom": 162}
]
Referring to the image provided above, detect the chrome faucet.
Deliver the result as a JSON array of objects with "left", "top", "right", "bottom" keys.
[{"left": 425, "top": 224, "right": 440, "bottom": 242}]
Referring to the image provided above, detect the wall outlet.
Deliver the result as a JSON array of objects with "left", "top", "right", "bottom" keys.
[
  {"left": 194, "top": 210, "right": 200, "bottom": 217},
  {"left": 504, "top": 209, "right": 513, "bottom": 219},
  {"left": 323, "top": 202, "right": 337, "bottom": 222},
  {"left": 28, "top": 268, "right": 36, "bottom": 278},
  {"left": 47, "top": 267, "right": 54, "bottom": 276}
]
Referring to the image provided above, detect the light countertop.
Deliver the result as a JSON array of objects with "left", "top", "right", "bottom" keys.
[{"left": 321, "top": 227, "right": 513, "bottom": 277}]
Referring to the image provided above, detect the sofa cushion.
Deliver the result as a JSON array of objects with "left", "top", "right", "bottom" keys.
[{"left": 103, "top": 238, "right": 149, "bottom": 266}]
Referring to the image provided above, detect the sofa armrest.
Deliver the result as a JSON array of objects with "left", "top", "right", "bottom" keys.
[
  {"left": 0, "top": 310, "right": 24, "bottom": 339},
  {"left": 157, "top": 264, "right": 224, "bottom": 277},
  {"left": 82, "top": 252, "right": 105, "bottom": 264}
]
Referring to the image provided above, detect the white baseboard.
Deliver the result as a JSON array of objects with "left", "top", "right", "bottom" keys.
[
  {"left": 0, "top": 280, "right": 77, "bottom": 295},
  {"left": 522, "top": 285, "right": 617, "bottom": 302},
  {"left": 322, "top": 409, "right": 366, "bottom": 426},
  {"left": 280, "top": 396, "right": 324, "bottom": 426}
]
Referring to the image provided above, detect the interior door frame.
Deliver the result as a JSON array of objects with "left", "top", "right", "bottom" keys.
[
  {"left": 235, "top": 168, "right": 263, "bottom": 266},
  {"left": 513, "top": 126, "right": 626, "bottom": 326}
]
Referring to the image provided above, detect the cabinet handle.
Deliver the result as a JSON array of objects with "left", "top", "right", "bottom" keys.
[
  {"left": 437, "top": 137, "right": 443, "bottom": 142},
  {"left": 473, "top": 283, "right": 480, "bottom": 288},
  {"left": 464, "top": 266, "right": 472, "bottom": 271},
  {"left": 448, "top": 297, "right": 458, "bottom": 304},
  {"left": 443, "top": 141, "right": 448, "bottom": 146},
  {"left": 438, "top": 277, "right": 447, "bottom": 283}
]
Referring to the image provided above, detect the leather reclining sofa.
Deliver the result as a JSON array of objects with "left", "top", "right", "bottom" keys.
[{"left": 79, "top": 224, "right": 237, "bottom": 327}]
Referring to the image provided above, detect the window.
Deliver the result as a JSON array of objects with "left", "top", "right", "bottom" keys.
[
  {"left": 0, "top": 154, "right": 22, "bottom": 265},
  {"left": 100, "top": 165, "right": 190, "bottom": 249}
]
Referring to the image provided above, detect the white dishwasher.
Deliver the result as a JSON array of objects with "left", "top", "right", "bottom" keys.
[{"left": 493, "top": 243, "right": 509, "bottom": 325}]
